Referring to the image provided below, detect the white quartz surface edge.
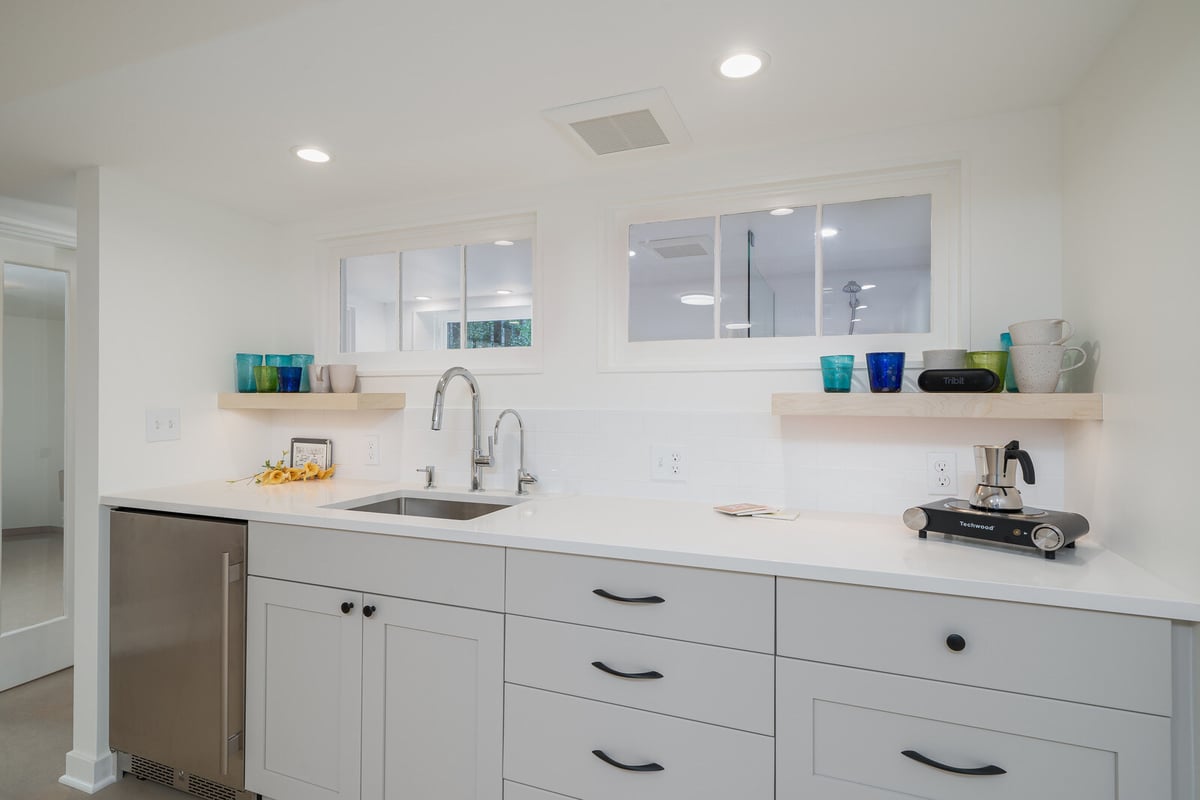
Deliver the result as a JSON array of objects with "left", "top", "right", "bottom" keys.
[{"left": 101, "top": 479, "right": 1200, "bottom": 622}]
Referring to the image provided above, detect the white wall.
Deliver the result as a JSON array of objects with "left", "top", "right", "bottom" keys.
[
  {"left": 277, "top": 106, "right": 1068, "bottom": 513},
  {"left": 1062, "top": 0, "right": 1200, "bottom": 592},
  {"left": 2, "top": 314, "right": 65, "bottom": 529},
  {"left": 95, "top": 169, "right": 307, "bottom": 492}
]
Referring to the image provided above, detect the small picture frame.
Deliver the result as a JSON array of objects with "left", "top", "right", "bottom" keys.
[{"left": 290, "top": 438, "right": 332, "bottom": 470}]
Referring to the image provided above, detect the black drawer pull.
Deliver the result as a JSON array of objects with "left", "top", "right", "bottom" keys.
[
  {"left": 591, "top": 661, "right": 664, "bottom": 680},
  {"left": 362, "top": 604, "right": 376, "bottom": 618},
  {"left": 946, "top": 633, "right": 966, "bottom": 652},
  {"left": 901, "top": 749, "right": 1006, "bottom": 776},
  {"left": 340, "top": 601, "right": 354, "bottom": 614},
  {"left": 592, "top": 749, "right": 664, "bottom": 772},
  {"left": 593, "top": 588, "right": 665, "bottom": 604}
]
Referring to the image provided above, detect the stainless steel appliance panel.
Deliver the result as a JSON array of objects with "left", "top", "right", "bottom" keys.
[{"left": 109, "top": 509, "right": 247, "bottom": 790}]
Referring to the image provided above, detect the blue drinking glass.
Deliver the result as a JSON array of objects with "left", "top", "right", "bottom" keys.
[
  {"left": 866, "top": 351, "right": 905, "bottom": 393},
  {"left": 291, "top": 354, "right": 315, "bottom": 392},
  {"left": 236, "top": 353, "right": 263, "bottom": 392},
  {"left": 277, "top": 366, "right": 302, "bottom": 393}
]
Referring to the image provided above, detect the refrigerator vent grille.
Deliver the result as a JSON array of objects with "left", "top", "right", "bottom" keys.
[
  {"left": 129, "top": 755, "right": 174, "bottom": 787},
  {"left": 187, "top": 773, "right": 238, "bottom": 800}
]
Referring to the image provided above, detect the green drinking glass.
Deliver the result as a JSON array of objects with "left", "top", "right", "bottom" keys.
[
  {"left": 965, "top": 351, "right": 1008, "bottom": 393},
  {"left": 252, "top": 365, "right": 278, "bottom": 393}
]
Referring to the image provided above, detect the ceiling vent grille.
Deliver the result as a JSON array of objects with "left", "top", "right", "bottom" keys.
[
  {"left": 544, "top": 87, "right": 691, "bottom": 159},
  {"left": 569, "top": 110, "right": 670, "bottom": 155},
  {"left": 646, "top": 235, "right": 712, "bottom": 259}
]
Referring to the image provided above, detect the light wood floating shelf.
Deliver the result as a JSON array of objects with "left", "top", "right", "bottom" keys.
[
  {"left": 217, "top": 393, "right": 406, "bottom": 411},
  {"left": 771, "top": 392, "right": 1103, "bottom": 420}
]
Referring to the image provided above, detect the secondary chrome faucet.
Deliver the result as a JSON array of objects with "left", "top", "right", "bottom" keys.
[
  {"left": 494, "top": 409, "right": 537, "bottom": 495},
  {"left": 431, "top": 367, "right": 492, "bottom": 491}
]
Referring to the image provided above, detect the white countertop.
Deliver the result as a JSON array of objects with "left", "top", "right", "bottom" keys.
[{"left": 101, "top": 479, "right": 1200, "bottom": 622}]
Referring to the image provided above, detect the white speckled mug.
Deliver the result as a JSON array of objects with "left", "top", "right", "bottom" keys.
[
  {"left": 1008, "top": 318, "right": 1074, "bottom": 346},
  {"left": 1010, "top": 344, "right": 1086, "bottom": 393},
  {"left": 327, "top": 364, "right": 358, "bottom": 393},
  {"left": 309, "top": 364, "right": 329, "bottom": 393}
]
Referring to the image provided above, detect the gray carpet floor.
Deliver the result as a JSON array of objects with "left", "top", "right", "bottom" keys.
[{"left": 0, "top": 669, "right": 182, "bottom": 800}]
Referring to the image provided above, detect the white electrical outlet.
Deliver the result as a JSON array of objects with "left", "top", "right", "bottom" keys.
[
  {"left": 145, "top": 408, "right": 181, "bottom": 442},
  {"left": 651, "top": 444, "right": 687, "bottom": 481},
  {"left": 364, "top": 435, "right": 381, "bottom": 466},
  {"left": 926, "top": 452, "right": 957, "bottom": 495}
]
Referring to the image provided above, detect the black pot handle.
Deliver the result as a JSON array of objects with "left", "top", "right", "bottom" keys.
[
  {"left": 902, "top": 749, "right": 1006, "bottom": 776},
  {"left": 1004, "top": 440, "right": 1036, "bottom": 485}
]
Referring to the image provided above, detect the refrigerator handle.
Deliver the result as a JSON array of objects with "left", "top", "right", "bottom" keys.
[{"left": 220, "top": 551, "right": 230, "bottom": 777}]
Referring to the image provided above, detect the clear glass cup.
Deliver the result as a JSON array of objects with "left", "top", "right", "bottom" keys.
[
  {"left": 236, "top": 353, "right": 263, "bottom": 393},
  {"left": 866, "top": 351, "right": 905, "bottom": 393},
  {"left": 820, "top": 355, "right": 854, "bottom": 393},
  {"left": 252, "top": 365, "right": 279, "bottom": 392}
]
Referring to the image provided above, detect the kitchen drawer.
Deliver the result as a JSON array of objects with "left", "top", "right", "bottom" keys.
[
  {"left": 777, "top": 578, "right": 1171, "bottom": 714},
  {"left": 504, "top": 684, "right": 773, "bottom": 800},
  {"left": 504, "top": 782, "right": 577, "bottom": 800},
  {"left": 506, "top": 549, "right": 774, "bottom": 652},
  {"left": 248, "top": 521, "right": 504, "bottom": 611},
  {"left": 505, "top": 616, "right": 773, "bottom": 734},
  {"left": 777, "top": 658, "right": 1171, "bottom": 799}
]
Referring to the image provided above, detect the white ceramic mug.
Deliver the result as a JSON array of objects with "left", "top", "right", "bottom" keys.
[
  {"left": 327, "top": 364, "right": 358, "bottom": 393},
  {"left": 1008, "top": 318, "right": 1074, "bottom": 346},
  {"left": 922, "top": 349, "right": 968, "bottom": 370},
  {"left": 1010, "top": 344, "right": 1087, "bottom": 393},
  {"left": 309, "top": 364, "right": 329, "bottom": 393}
]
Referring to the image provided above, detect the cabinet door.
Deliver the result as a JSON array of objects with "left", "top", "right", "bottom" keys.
[
  {"left": 246, "top": 577, "right": 364, "bottom": 800},
  {"left": 361, "top": 597, "right": 504, "bottom": 800}
]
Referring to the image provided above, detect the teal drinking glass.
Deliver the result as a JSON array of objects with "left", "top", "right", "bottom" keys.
[
  {"left": 291, "top": 354, "right": 315, "bottom": 392},
  {"left": 236, "top": 353, "right": 263, "bottom": 392},
  {"left": 820, "top": 355, "right": 854, "bottom": 393},
  {"left": 265, "top": 354, "right": 290, "bottom": 367}
]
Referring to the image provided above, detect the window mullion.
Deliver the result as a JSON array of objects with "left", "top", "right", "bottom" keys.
[
  {"left": 813, "top": 204, "right": 824, "bottom": 337},
  {"left": 712, "top": 216, "right": 722, "bottom": 340},
  {"left": 458, "top": 244, "right": 467, "bottom": 351}
]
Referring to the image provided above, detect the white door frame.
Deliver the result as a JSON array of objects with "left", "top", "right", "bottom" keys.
[{"left": 0, "top": 234, "right": 76, "bottom": 692}]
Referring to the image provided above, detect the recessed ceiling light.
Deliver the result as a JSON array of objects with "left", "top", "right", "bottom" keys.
[
  {"left": 496, "top": 289, "right": 513, "bottom": 295},
  {"left": 725, "top": 322, "right": 752, "bottom": 330},
  {"left": 861, "top": 283, "right": 877, "bottom": 290},
  {"left": 629, "top": 250, "right": 637, "bottom": 257},
  {"left": 769, "top": 208, "right": 794, "bottom": 216},
  {"left": 680, "top": 293, "right": 715, "bottom": 306},
  {"left": 494, "top": 240, "right": 514, "bottom": 246},
  {"left": 821, "top": 227, "right": 839, "bottom": 237},
  {"left": 718, "top": 50, "right": 769, "bottom": 79},
  {"left": 414, "top": 295, "right": 431, "bottom": 301},
  {"left": 293, "top": 146, "right": 331, "bottom": 163}
]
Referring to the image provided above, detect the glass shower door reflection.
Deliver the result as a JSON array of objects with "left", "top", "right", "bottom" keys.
[{"left": 0, "top": 263, "right": 67, "bottom": 636}]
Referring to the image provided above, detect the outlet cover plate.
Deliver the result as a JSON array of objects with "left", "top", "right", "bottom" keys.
[{"left": 651, "top": 444, "right": 686, "bottom": 481}]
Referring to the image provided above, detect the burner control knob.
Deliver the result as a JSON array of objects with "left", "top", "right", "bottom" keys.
[
  {"left": 1031, "top": 524, "right": 1066, "bottom": 552},
  {"left": 902, "top": 507, "right": 929, "bottom": 532}
]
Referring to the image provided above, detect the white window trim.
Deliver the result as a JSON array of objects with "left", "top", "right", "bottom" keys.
[
  {"left": 599, "top": 162, "right": 965, "bottom": 372},
  {"left": 318, "top": 212, "right": 541, "bottom": 375}
]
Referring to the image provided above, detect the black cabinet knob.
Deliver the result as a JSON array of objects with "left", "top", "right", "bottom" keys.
[
  {"left": 363, "top": 605, "right": 376, "bottom": 618},
  {"left": 946, "top": 633, "right": 966, "bottom": 652},
  {"left": 340, "top": 602, "right": 354, "bottom": 614}
]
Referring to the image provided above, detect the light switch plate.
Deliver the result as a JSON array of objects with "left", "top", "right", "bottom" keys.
[{"left": 146, "top": 408, "right": 181, "bottom": 442}]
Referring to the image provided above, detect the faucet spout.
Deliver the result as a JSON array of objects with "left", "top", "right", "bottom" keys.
[
  {"left": 494, "top": 408, "right": 537, "bottom": 495},
  {"left": 431, "top": 366, "right": 492, "bottom": 491}
]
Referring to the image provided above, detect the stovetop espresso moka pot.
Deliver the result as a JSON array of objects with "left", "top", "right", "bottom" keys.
[{"left": 969, "top": 439, "right": 1035, "bottom": 512}]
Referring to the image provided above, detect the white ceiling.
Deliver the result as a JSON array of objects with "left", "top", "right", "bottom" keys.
[{"left": 0, "top": 0, "right": 1136, "bottom": 223}]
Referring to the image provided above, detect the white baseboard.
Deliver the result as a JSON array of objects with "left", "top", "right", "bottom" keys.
[{"left": 60, "top": 749, "right": 117, "bottom": 794}]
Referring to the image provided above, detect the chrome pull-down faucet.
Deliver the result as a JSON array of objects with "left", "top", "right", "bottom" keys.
[
  {"left": 431, "top": 367, "right": 492, "bottom": 491},
  {"left": 494, "top": 409, "right": 537, "bottom": 495}
]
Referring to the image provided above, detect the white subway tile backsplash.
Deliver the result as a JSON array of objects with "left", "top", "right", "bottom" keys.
[{"left": 284, "top": 406, "right": 1069, "bottom": 516}]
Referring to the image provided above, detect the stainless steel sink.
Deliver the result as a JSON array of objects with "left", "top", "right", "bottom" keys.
[{"left": 344, "top": 495, "right": 512, "bottom": 521}]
